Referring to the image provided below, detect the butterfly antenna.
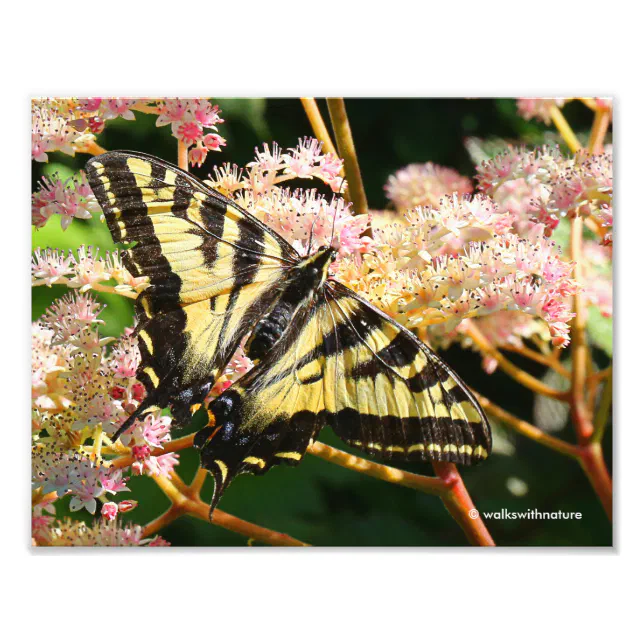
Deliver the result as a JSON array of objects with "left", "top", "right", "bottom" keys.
[
  {"left": 306, "top": 214, "right": 316, "bottom": 256},
  {"left": 330, "top": 177, "right": 347, "bottom": 248}
]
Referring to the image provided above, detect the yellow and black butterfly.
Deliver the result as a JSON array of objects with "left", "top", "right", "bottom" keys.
[{"left": 86, "top": 151, "right": 491, "bottom": 511}]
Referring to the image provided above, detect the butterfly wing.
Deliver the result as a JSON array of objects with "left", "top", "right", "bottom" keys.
[
  {"left": 195, "top": 300, "right": 326, "bottom": 509},
  {"left": 86, "top": 151, "right": 298, "bottom": 438},
  {"left": 317, "top": 280, "right": 491, "bottom": 464},
  {"left": 195, "top": 279, "right": 491, "bottom": 509}
]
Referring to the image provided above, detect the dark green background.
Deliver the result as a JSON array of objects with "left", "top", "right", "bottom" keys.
[{"left": 32, "top": 98, "right": 612, "bottom": 546}]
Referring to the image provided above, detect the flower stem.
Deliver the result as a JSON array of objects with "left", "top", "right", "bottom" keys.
[
  {"left": 472, "top": 390, "right": 579, "bottom": 459},
  {"left": 189, "top": 467, "right": 209, "bottom": 495},
  {"left": 141, "top": 505, "right": 183, "bottom": 538},
  {"left": 131, "top": 101, "right": 161, "bottom": 115},
  {"left": 300, "top": 98, "right": 342, "bottom": 162},
  {"left": 326, "top": 98, "right": 369, "bottom": 215},
  {"left": 309, "top": 442, "right": 494, "bottom": 546},
  {"left": 503, "top": 344, "right": 571, "bottom": 379},
  {"left": 178, "top": 140, "right": 188, "bottom": 171},
  {"left": 308, "top": 441, "right": 444, "bottom": 495},
  {"left": 80, "top": 140, "right": 108, "bottom": 156},
  {"left": 588, "top": 107, "right": 612, "bottom": 154},
  {"left": 432, "top": 462, "right": 495, "bottom": 546},
  {"left": 107, "top": 432, "right": 196, "bottom": 469},
  {"left": 465, "top": 322, "right": 569, "bottom": 401},
  {"left": 578, "top": 443, "right": 612, "bottom": 520},
  {"left": 569, "top": 215, "right": 594, "bottom": 442},
  {"left": 591, "top": 366, "right": 612, "bottom": 445},
  {"left": 150, "top": 473, "right": 308, "bottom": 546},
  {"left": 31, "top": 278, "right": 140, "bottom": 300},
  {"left": 549, "top": 105, "right": 582, "bottom": 153}
]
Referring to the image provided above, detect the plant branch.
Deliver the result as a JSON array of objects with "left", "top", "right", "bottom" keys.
[
  {"left": 578, "top": 443, "right": 612, "bottom": 520},
  {"left": 592, "top": 366, "right": 612, "bottom": 444},
  {"left": 107, "top": 432, "right": 196, "bottom": 469},
  {"left": 151, "top": 472, "right": 309, "bottom": 546},
  {"left": 465, "top": 322, "right": 569, "bottom": 401},
  {"left": 588, "top": 107, "right": 612, "bottom": 154},
  {"left": 178, "top": 140, "right": 188, "bottom": 171},
  {"left": 326, "top": 98, "right": 369, "bottom": 215},
  {"left": 472, "top": 390, "right": 579, "bottom": 459},
  {"left": 32, "top": 489, "right": 58, "bottom": 507},
  {"left": 308, "top": 442, "right": 494, "bottom": 546},
  {"left": 189, "top": 467, "right": 210, "bottom": 495},
  {"left": 503, "top": 344, "right": 571, "bottom": 379},
  {"left": 569, "top": 214, "right": 594, "bottom": 442},
  {"left": 308, "top": 441, "right": 444, "bottom": 495},
  {"left": 142, "top": 505, "right": 184, "bottom": 539},
  {"left": 78, "top": 140, "right": 108, "bottom": 156},
  {"left": 432, "top": 462, "right": 495, "bottom": 546},
  {"left": 549, "top": 105, "right": 582, "bottom": 153},
  {"left": 300, "top": 98, "right": 343, "bottom": 164},
  {"left": 32, "top": 278, "right": 140, "bottom": 300}
]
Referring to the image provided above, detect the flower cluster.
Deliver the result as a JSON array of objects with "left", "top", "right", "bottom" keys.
[
  {"left": 32, "top": 447, "right": 129, "bottom": 513},
  {"left": 32, "top": 171, "right": 100, "bottom": 230},
  {"left": 476, "top": 146, "right": 613, "bottom": 237},
  {"left": 32, "top": 98, "right": 229, "bottom": 169},
  {"left": 516, "top": 98, "right": 569, "bottom": 124},
  {"left": 155, "top": 99, "right": 226, "bottom": 166},
  {"left": 206, "top": 138, "right": 368, "bottom": 260},
  {"left": 32, "top": 245, "right": 149, "bottom": 295},
  {"left": 335, "top": 193, "right": 578, "bottom": 349},
  {"left": 240, "top": 188, "right": 371, "bottom": 260},
  {"left": 32, "top": 99, "right": 96, "bottom": 161},
  {"left": 384, "top": 162, "right": 473, "bottom": 210},
  {"left": 32, "top": 516, "right": 169, "bottom": 547},
  {"left": 210, "top": 138, "right": 346, "bottom": 195},
  {"left": 75, "top": 97, "right": 138, "bottom": 134},
  {"left": 31, "top": 292, "right": 179, "bottom": 525}
]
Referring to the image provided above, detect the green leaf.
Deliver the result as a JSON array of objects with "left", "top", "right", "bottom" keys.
[{"left": 587, "top": 306, "right": 613, "bottom": 356}]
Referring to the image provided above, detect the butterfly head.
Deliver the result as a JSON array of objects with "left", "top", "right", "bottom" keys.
[{"left": 298, "top": 245, "right": 337, "bottom": 294}]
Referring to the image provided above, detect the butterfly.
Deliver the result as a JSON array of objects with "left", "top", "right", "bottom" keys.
[{"left": 86, "top": 150, "right": 491, "bottom": 511}]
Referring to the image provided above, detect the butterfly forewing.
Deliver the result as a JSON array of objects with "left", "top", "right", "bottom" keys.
[{"left": 86, "top": 151, "right": 296, "bottom": 436}]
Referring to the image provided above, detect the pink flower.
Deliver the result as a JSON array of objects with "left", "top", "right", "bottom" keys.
[
  {"left": 32, "top": 171, "right": 100, "bottom": 230},
  {"left": 155, "top": 99, "right": 226, "bottom": 166},
  {"left": 385, "top": 162, "right": 473, "bottom": 211},
  {"left": 118, "top": 500, "right": 138, "bottom": 513},
  {"left": 189, "top": 145, "right": 208, "bottom": 167},
  {"left": 176, "top": 120, "right": 203, "bottom": 146},
  {"left": 132, "top": 445, "right": 151, "bottom": 461},
  {"left": 516, "top": 98, "right": 568, "bottom": 124},
  {"left": 102, "top": 502, "right": 119, "bottom": 521},
  {"left": 204, "top": 132, "right": 225, "bottom": 151}
]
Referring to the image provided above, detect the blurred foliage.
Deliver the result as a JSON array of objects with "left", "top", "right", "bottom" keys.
[{"left": 32, "top": 99, "right": 611, "bottom": 546}]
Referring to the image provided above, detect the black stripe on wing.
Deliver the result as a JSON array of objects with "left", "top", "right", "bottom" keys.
[{"left": 320, "top": 280, "right": 492, "bottom": 465}]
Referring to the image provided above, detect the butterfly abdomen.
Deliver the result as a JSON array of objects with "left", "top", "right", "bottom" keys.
[
  {"left": 246, "top": 247, "right": 336, "bottom": 363},
  {"left": 247, "top": 305, "right": 294, "bottom": 362}
]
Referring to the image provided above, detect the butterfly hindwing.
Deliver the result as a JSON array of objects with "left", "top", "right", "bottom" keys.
[
  {"left": 195, "top": 302, "right": 326, "bottom": 508},
  {"left": 195, "top": 277, "right": 491, "bottom": 509},
  {"left": 86, "top": 151, "right": 297, "bottom": 436},
  {"left": 319, "top": 281, "right": 491, "bottom": 464}
]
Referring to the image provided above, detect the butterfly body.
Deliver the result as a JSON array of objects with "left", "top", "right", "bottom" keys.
[
  {"left": 246, "top": 246, "right": 336, "bottom": 363},
  {"left": 86, "top": 151, "right": 491, "bottom": 512}
]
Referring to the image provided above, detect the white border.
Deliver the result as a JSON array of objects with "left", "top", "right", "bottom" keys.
[{"left": 4, "top": 1, "right": 641, "bottom": 641}]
